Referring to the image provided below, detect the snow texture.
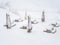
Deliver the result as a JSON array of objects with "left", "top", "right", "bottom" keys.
[{"left": 0, "top": 0, "right": 60, "bottom": 45}]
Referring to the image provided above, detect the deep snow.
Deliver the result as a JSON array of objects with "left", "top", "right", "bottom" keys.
[{"left": 0, "top": 0, "right": 60, "bottom": 45}]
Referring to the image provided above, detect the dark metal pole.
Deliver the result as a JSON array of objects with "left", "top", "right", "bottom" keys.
[
  {"left": 27, "top": 16, "right": 32, "bottom": 33},
  {"left": 41, "top": 11, "right": 45, "bottom": 22},
  {"left": 6, "top": 13, "right": 11, "bottom": 29}
]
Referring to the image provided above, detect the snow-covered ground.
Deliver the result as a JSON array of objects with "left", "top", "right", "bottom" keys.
[{"left": 0, "top": 0, "right": 60, "bottom": 45}]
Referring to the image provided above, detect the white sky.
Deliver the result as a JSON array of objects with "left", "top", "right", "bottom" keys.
[{"left": 0, "top": 0, "right": 60, "bottom": 11}]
